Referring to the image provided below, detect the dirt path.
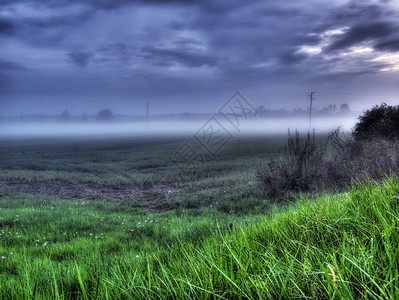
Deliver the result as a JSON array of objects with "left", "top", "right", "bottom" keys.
[{"left": 0, "top": 179, "right": 178, "bottom": 207}]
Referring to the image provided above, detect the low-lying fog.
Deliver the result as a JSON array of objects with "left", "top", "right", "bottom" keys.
[{"left": 0, "top": 116, "right": 357, "bottom": 140}]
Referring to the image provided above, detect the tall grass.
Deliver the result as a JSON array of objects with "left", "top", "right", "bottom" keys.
[{"left": 1, "top": 177, "right": 398, "bottom": 298}]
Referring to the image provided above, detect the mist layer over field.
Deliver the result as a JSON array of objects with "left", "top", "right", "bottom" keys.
[{"left": 0, "top": 116, "right": 356, "bottom": 139}]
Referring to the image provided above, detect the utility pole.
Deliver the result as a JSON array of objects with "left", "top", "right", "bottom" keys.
[
  {"left": 146, "top": 102, "right": 149, "bottom": 127},
  {"left": 308, "top": 92, "right": 314, "bottom": 132}
]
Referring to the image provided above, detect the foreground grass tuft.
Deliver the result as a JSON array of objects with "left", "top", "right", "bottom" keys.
[{"left": 1, "top": 177, "right": 398, "bottom": 298}]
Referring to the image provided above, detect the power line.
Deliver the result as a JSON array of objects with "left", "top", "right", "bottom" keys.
[{"left": 309, "top": 91, "right": 314, "bottom": 132}]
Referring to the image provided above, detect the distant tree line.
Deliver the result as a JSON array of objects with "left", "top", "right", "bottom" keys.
[
  {"left": 61, "top": 109, "right": 113, "bottom": 122},
  {"left": 1, "top": 104, "right": 352, "bottom": 123},
  {"left": 256, "top": 103, "right": 350, "bottom": 118}
]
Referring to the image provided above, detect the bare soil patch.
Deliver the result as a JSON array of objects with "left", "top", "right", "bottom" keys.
[{"left": 0, "top": 179, "right": 179, "bottom": 211}]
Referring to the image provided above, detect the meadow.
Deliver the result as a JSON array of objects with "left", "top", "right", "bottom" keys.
[
  {"left": 0, "top": 134, "right": 288, "bottom": 213},
  {"left": 0, "top": 133, "right": 398, "bottom": 298}
]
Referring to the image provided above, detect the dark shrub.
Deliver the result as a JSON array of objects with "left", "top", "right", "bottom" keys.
[
  {"left": 256, "top": 130, "right": 327, "bottom": 198},
  {"left": 257, "top": 127, "right": 399, "bottom": 200},
  {"left": 353, "top": 103, "right": 399, "bottom": 141},
  {"left": 325, "top": 134, "right": 399, "bottom": 189}
]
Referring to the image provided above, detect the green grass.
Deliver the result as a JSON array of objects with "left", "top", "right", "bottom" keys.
[
  {"left": 0, "top": 135, "right": 285, "bottom": 186},
  {"left": 0, "top": 135, "right": 289, "bottom": 212},
  {"left": 1, "top": 177, "right": 398, "bottom": 298}
]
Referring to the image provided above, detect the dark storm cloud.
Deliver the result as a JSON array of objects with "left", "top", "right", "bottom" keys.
[
  {"left": 290, "top": 34, "right": 322, "bottom": 47},
  {"left": 375, "top": 39, "right": 399, "bottom": 51},
  {"left": 0, "top": 0, "right": 197, "bottom": 11},
  {"left": 0, "top": 7, "right": 94, "bottom": 48},
  {"left": 1, "top": 0, "right": 399, "bottom": 115},
  {"left": 91, "top": 0, "right": 198, "bottom": 10},
  {"left": 140, "top": 47, "right": 221, "bottom": 68},
  {"left": 26, "top": 12, "right": 92, "bottom": 29},
  {"left": 0, "top": 18, "right": 15, "bottom": 35},
  {"left": 95, "top": 43, "right": 136, "bottom": 64},
  {"left": 68, "top": 51, "right": 94, "bottom": 67},
  {"left": 331, "top": 3, "right": 392, "bottom": 22},
  {"left": 327, "top": 22, "right": 396, "bottom": 51},
  {"left": 0, "top": 59, "right": 29, "bottom": 71},
  {"left": 0, "top": 0, "right": 254, "bottom": 19},
  {"left": 65, "top": 0, "right": 254, "bottom": 14},
  {"left": 279, "top": 51, "right": 307, "bottom": 65}
]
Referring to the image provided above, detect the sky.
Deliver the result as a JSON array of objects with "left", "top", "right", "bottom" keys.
[{"left": 1, "top": 0, "right": 399, "bottom": 116}]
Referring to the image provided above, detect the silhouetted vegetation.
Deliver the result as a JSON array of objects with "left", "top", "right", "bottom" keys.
[
  {"left": 96, "top": 109, "right": 113, "bottom": 121},
  {"left": 256, "top": 103, "right": 351, "bottom": 117},
  {"left": 256, "top": 130, "right": 327, "bottom": 197},
  {"left": 353, "top": 103, "right": 399, "bottom": 141},
  {"left": 258, "top": 104, "right": 399, "bottom": 199},
  {"left": 60, "top": 110, "right": 70, "bottom": 122}
]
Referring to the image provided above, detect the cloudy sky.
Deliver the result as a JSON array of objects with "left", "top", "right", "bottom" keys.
[{"left": 1, "top": 0, "right": 399, "bottom": 116}]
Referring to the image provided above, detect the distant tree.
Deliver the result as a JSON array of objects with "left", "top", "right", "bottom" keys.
[
  {"left": 292, "top": 108, "right": 306, "bottom": 117},
  {"left": 339, "top": 103, "right": 350, "bottom": 114},
  {"left": 256, "top": 105, "right": 266, "bottom": 112},
  {"left": 61, "top": 110, "right": 70, "bottom": 122},
  {"left": 315, "top": 107, "right": 329, "bottom": 116},
  {"left": 328, "top": 104, "right": 337, "bottom": 115},
  {"left": 256, "top": 106, "right": 269, "bottom": 117},
  {"left": 96, "top": 109, "right": 113, "bottom": 122},
  {"left": 278, "top": 109, "right": 290, "bottom": 117},
  {"left": 353, "top": 103, "right": 399, "bottom": 141}
]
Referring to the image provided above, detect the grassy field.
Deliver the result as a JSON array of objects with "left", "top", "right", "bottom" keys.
[
  {"left": 0, "top": 135, "right": 286, "bottom": 184},
  {"left": 0, "top": 134, "right": 289, "bottom": 213},
  {"left": 0, "top": 134, "right": 398, "bottom": 298},
  {"left": 1, "top": 178, "right": 398, "bottom": 298}
]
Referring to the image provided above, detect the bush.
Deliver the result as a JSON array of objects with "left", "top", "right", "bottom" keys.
[
  {"left": 353, "top": 103, "right": 399, "bottom": 141},
  {"left": 256, "top": 130, "right": 327, "bottom": 198},
  {"left": 326, "top": 135, "right": 399, "bottom": 187},
  {"left": 257, "top": 127, "right": 399, "bottom": 200}
]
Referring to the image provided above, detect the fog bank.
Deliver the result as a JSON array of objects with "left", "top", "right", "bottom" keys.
[{"left": 0, "top": 117, "right": 356, "bottom": 140}]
